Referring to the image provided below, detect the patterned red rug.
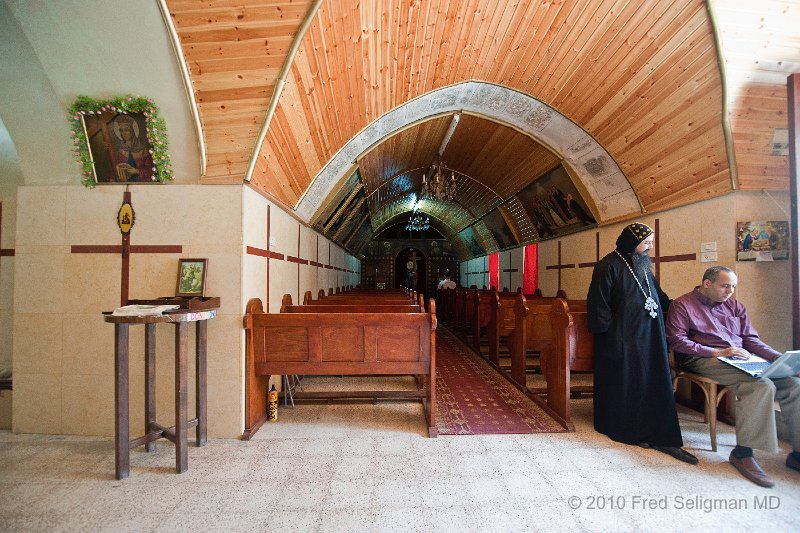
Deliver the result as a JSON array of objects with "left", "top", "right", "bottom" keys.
[{"left": 435, "top": 327, "right": 566, "bottom": 435}]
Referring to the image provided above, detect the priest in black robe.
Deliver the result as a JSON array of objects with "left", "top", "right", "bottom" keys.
[{"left": 587, "top": 223, "right": 697, "bottom": 464}]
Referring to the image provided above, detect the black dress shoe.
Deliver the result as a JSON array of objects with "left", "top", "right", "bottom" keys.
[
  {"left": 786, "top": 453, "right": 800, "bottom": 473},
  {"left": 652, "top": 445, "right": 699, "bottom": 465}
]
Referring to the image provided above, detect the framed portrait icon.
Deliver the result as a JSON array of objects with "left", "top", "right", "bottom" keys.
[
  {"left": 82, "top": 112, "right": 156, "bottom": 183},
  {"left": 176, "top": 258, "right": 208, "bottom": 297}
]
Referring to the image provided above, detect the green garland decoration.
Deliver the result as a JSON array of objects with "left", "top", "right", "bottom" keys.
[{"left": 68, "top": 95, "right": 174, "bottom": 187}]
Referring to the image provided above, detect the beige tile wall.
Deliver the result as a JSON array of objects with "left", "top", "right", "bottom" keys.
[
  {"left": 12, "top": 184, "right": 245, "bottom": 437},
  {"left": 462, "top": 256, "right": 488, "bottom": 289},
  {"left": 10, "top": 185, "right": 359, "bottom": 438},
  {"left": 498, "top": 248, "right": 524, "bottom": 292}
]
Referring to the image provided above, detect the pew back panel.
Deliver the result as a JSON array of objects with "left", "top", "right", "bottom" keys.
[{"left": 244, "top": 298, "right": 437, "bottom": 439}]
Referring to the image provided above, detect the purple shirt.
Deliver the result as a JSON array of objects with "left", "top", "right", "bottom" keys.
[{"left": 666, "top": 287, "right": 781, "bottom": 360}]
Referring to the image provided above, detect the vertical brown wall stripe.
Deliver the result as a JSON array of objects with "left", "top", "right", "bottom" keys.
[{"left": 266, "top": 205, "right": 270, "bottom": 310}]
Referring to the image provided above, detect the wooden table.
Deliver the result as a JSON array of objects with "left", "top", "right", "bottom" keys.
[{"left": 104, "top": 308, "right": 217, "bottom": 479}]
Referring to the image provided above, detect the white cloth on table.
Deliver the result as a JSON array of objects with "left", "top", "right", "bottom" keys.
[{"left": 112, "top": 304, "right": 180, "bottom": 317}]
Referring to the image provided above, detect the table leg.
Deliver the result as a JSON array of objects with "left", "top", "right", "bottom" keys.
[
  {"left": 174, "top": 322, "right": 188, "bottom": 473},
  {"left": 195, "top": 320, "right": 208, "bottom": 446},
  {"left": 114, "top": 323, "right": 130, "bottom": 480},
  {"left": 144, "top": 323, "right": 156, "bottom": 453}
]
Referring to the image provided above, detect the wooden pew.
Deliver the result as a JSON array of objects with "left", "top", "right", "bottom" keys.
[
  {"left": 435, "top": 288, "right": 444, "bottom": 322},
  {"left": 454, "top": 287, "right": 469, "bottom": 337},
  {"left": 470, "top": 289, "right": 494, "bottom": 354},
  {"left": 243, "top": 296, "right": 437, "bottom": 439},
  {"left": 507, "top": 295, "right": 562, "bottom": 387},
  {"left": 281, "top": 295, "right": 421, "bottom": 314},
  {"left": 547, "top": 298, "right": 594, "bottom": 424},
  {"left": 303, "top": 291, "right": 410, "bottom": 305},
  {"left": 487, "top": 291, "right": 518, "bottom": 366}
]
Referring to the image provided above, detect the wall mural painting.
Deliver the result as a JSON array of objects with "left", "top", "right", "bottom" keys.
[
  {"left": 482, "top": 208, "right": 518, "bottom": 251},
  {"left": 458, "top": 226, "right": 485, "bottom": 257},
  {"left": 736, "top": 221, "right": 789, "bottom": 261},
  {"left": 516, "top": 166, "right": 597, "bottom": 239}
]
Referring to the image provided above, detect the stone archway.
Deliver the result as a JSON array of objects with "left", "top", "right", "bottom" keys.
[{"left": 296, "top": 81, "right": 641, "bottom": 224}]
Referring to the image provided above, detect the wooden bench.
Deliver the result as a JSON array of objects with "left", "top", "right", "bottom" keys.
[
  {"left": 487, "top": 291, "right": 519, "bottom": 366},
  {"left": 281, "top": 294, "right": 421, "bottom": 314},
  {"left": 243, "top": 297, "right": 438, "bottom": 439},
  {"left": 547, "top": 298, "right": 594, "bottom": 424},
  {"left": 482, "top": 289, "right": 566, "bottom": 362},
  {"left": 456, "top": 288, "right": 469, "bottom": 336}
]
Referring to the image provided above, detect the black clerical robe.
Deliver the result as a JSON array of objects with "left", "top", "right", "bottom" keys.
[{"left": 586, "top": 251, "right": 683, "bottom": 447}]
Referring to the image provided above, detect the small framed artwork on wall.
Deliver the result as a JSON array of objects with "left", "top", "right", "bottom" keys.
[
  {"left": 736, "top": 221, "right": 789, "bottom": 261},
  {"left": 176, "top": 258, "right": 208, "bottom": 297}
]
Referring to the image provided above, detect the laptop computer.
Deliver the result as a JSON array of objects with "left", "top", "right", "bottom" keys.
[{"left": 718, "top": 350, "right": 800, "bottom": 379}]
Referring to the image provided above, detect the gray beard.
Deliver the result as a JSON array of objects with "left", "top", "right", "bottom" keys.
[{"left": 630, "top": 252, "right": 652, "bottom": 278}]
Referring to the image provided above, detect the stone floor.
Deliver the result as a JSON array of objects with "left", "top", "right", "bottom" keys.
[{"left": 1, "top": 380, "right": 799, "bottom": 532}]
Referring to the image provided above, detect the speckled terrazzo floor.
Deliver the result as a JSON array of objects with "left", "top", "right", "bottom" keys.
[{"left": 1, "top": 386, "right": 799, "bottom": 532}]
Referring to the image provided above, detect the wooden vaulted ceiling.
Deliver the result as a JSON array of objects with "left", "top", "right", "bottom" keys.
[{"left": 165, "top": 0, "right": 797, "bottom": 257}]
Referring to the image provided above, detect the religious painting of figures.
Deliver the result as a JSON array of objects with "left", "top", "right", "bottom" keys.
[
  {"left": 458, "top": 226, "right": 485, "bottom": 257},
  {"left": 516, "top": 165, "right": 597, "bottom": 239},
  {"left": 481, "top": 208, "right": 519, "bottom": 251},
  {"left": 84, "top": 112, "right": 155, "bottom": 183},
  {"left": 736, "top": 221, "right": 789, "bottom": 261},
  {"left": 176, "top": 258, "right": 208, "bottom": 297}
]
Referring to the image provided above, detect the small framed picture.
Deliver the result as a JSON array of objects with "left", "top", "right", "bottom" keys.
[{"left": 176, "top": 258, "right": 208, "bottom": 297}]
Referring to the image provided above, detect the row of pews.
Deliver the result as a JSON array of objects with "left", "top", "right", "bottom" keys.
[
  {"left": 243, "top": 287, "right": 437, "bottom": 439},
  {"left": 436, "top": 286, "right": 593, "bottom": 429}
]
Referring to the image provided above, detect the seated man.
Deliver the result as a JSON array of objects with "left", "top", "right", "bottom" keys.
[
  {"left": 666, "top": 266, "right": 800, "bottom": 488},
  {"left": 437, "top": 273, "right": 456, "bottom": 290}
]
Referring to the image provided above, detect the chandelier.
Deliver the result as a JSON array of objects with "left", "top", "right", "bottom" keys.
[
  {"left": 420, "top": 159, "right": 456, "bottom": 201},
  {"left": 405, "top": 206, "right": 430, "bottom": 232}
]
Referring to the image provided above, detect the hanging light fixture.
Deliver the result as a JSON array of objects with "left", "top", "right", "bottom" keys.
[
  {"left": 405, "top": 204, "right": 430, "bottom": 232},
  {"left": 420, "top": 158, "right": 456, "bottom": 201}
]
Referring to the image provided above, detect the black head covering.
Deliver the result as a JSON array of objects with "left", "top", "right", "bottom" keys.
[{"left": 615, "top": 223, "right": 653, "bottom": 254}]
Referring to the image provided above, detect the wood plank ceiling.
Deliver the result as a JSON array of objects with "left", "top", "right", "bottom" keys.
[{"left": 165, "top": 0, "right": 798, "bottom": 257}]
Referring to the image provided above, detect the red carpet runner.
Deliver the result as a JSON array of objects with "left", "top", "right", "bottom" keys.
[{"left": 435, "top": 327, "right": 566, "bottom": 435}]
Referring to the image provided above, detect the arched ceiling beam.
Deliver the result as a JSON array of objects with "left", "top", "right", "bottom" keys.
[{"left": 296, "top": 81, "right": 641, "bottom": 224}]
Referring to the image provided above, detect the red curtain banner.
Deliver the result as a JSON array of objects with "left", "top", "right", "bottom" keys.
[
  {"left": 489, "top": 253, "right": 499, "bottom": 290},
  {"left": 523, "top": 243, "right": 538, "bottom": 294}
]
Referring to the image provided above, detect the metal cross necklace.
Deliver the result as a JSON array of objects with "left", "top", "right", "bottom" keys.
[{"left": 615, "top": 251, "right": 658, "bottom": 318}]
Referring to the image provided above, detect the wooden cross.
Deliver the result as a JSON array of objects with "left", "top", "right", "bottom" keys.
[
  {"left": 502, "top": 253, "right": 519, "bottom": 291},
  {"left": 651, "top": 219, "right": 696, "bottom": 282},
  {"left": 578, "top": 232, "right": 600, "bottom": 268},
  {"left": 71, "top": 191, "right": 182, "bottom": 306},
  {"left": 574, "top": 221, "right": 696, "bottom": 282},
  {"left": 544, "top": 240, "right": 575, "bottom": 292},
  {"left": 408, "top": 250, "right": 421, "bottom": 271}
]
